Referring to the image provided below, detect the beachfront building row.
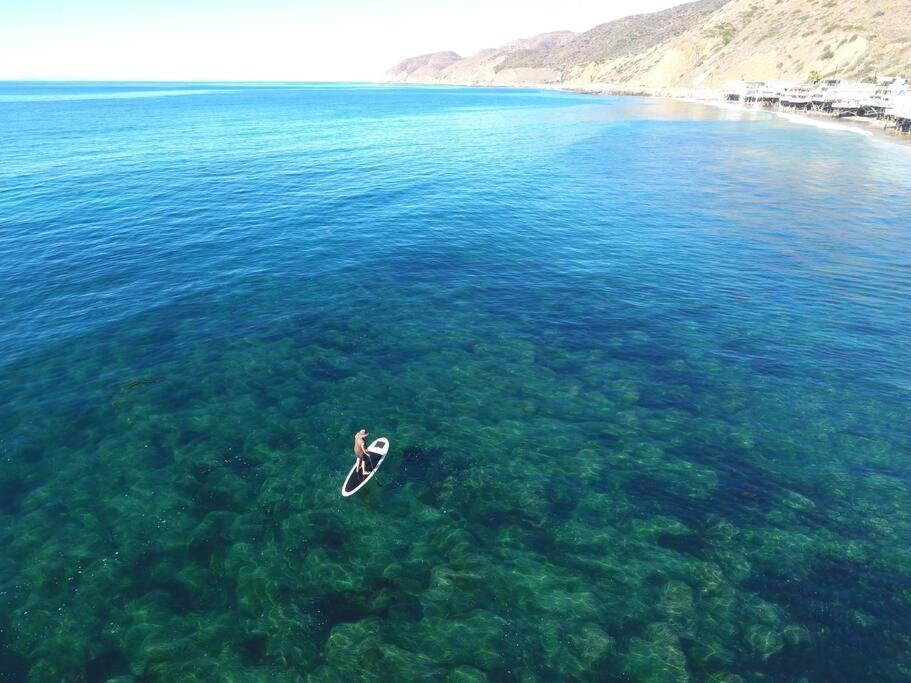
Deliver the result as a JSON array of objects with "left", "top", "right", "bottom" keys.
[
  {"left": 891, "top": 94, "right": 911, "bottom": 132},
  {"left": 722, "top": 77, "right": 911, "bottom": 127}
]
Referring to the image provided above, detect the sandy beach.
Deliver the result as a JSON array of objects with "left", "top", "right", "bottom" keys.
[
  {"left": 561, "top": 83, "right": 911, "bottom": 148},
  {"left": 671, "top": 90, "right": 911, "bottom": 148}
]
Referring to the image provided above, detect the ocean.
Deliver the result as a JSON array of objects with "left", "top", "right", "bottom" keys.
[{"left": 1, "top": 82, "right": 910, "bottom": 681}]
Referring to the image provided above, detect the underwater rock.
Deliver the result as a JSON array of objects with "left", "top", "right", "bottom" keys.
[
  {"left": 745, "top": 624, "right": 784, "bottom": 660},
  {"left": 447, "top": 664, "right": 489, "bottom": 682},
  {"left": 624, "top": 622, "right": 690, "bottom": 683}
]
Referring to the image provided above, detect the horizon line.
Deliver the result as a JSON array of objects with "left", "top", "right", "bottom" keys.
[{"left": 0, "top": 79, "right": 382, "bottom": 84}]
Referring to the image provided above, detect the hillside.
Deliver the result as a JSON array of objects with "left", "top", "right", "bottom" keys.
[
  {"left": 384, "top": 0, "right": 911, "bottom": 90},
  {"left": 384, "top": 32, "right": 577, "bottom": 85},
  {"left": 500, "top": 0, "right": 729, "bottom": 72}
]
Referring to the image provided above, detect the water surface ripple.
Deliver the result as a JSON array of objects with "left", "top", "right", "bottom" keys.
[{"left": 1, "top": 83, "right": 910, "bottom": 681}]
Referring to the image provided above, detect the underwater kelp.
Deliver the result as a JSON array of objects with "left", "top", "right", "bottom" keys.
[
  {"left": 2, "top": 297, "right": 910, "bottom": 680},
  {"left": 2, "top": 85, "right": 911, "bottom": 681}
]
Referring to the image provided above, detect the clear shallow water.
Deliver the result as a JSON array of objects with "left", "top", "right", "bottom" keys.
[{"left": 1, "top": 82, "right": 910, "bottom": 682}]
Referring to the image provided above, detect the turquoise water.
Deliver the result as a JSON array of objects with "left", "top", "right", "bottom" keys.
[{"left": 1, "top": 82, "right": 910, "bottom": 681}]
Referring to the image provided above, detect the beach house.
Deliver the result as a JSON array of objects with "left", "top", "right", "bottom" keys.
[
  {"left": 887, "top": 92, "right": 911, "bottom": 132},
  {"left": 866, "top": 77, "right": 910, "bottom": 117},
  {"left": 831, "top": 82, "right": 878, "bottom": 117},
  {"left": 779, "top": 83, "right": 813, "bottom": 110}
]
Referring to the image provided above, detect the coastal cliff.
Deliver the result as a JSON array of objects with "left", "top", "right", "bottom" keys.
[{"left": 385, "top": 0, "right": 911, "bottom": 90}]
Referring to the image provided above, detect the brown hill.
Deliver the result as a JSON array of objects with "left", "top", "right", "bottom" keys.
[
  {"left": 384, "top": 0, "right": 911, "bottom": 89},
  {"left": 385, "top": 51, "right": 462, "bottom": 83},
  {"left": 385, "top": 32, "right": 576, "bottom": 85},
  {"left": 501, "top": 0, "right": 729, "bottom": 71}
]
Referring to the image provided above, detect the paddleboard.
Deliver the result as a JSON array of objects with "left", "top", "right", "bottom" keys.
[{"left": 342, "top": 437, "right": 389, "bottom": 497}]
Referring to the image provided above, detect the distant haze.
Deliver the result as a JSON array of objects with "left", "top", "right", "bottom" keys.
[{"left": 0, "top": 0, "right": 685, "bottom": 81}]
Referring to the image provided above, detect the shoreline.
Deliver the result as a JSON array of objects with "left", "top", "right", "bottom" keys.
[
  {"left": 665, "top": 90, "right": 911, "bottom": 148},
  {"left": 562, "top": 84, "right": 911, "bottom": 149},
  {"left": 386, "top": 80, "right": 911, "bottom": 149}
]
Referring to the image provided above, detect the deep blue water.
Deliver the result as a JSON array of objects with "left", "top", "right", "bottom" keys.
[{"left": 1, "top": 82, "right": 910, "bottom": 681}]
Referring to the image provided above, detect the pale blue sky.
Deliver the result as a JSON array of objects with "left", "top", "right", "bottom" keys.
[{"left": 0, "top": 0, "right": 682, "bottom": 81}]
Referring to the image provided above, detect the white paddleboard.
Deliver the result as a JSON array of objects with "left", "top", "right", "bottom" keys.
[{"left": 341, "top": 437, "right": 389, "bottom": 497}]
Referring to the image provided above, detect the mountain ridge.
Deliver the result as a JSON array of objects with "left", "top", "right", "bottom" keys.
[{"left": 385, "top": 0, "right": 911, "bottom": 89}]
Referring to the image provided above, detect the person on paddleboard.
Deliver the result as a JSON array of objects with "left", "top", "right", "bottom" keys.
[{"left": 354, "top": 428, "right": 371, "bottom": 476}]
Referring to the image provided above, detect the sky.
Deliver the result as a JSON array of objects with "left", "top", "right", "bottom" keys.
[{"left": 0, "top": 0, "right": 684, "bottom": 81}]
